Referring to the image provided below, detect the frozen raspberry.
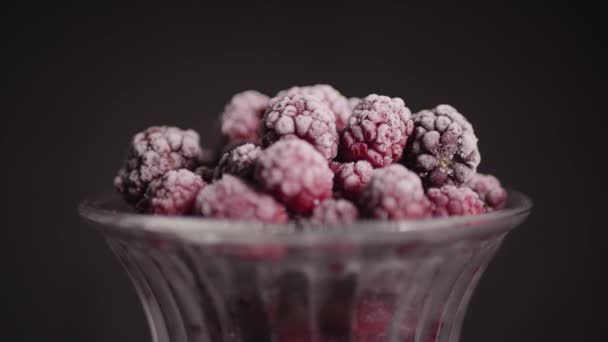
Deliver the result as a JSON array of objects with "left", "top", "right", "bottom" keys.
[
  {"left": 220, "top": 90, "right": 270, "bottom": 144},
  {"left": 139, "top": 169, "right": 205, "bottom": 215},
  {"left": 214, "top": 143, "right": 261, "bottom": 180},
  {"left": 261, "top": 94, "right": 338, "bottom": 160},
  {"left": 348, "top": 97, "right": 361, "bottom": 111},
  {"left": 466, "top": 173, "right": 507, "bottom": 210},
  {"left": 194, "top": 165, "right": 215, "bottom": 183},
  {"left": 114, "top": 126, "right": 202, "bottom": 203},
  {"left": 255, "top": 139, "right": 333, "bottom": 214},
  {"left": 352, "top": 296, "right": 394, "bottom": 341},
  {"left": 360, "top": 164, "right": 432, "bottom": 219},
  {"left": 427, "top": 185, "right": 486, "bottom": 217},
  {"left": 276, "top": 84, "right": 351, "bottom": 131},
  {"left": 328, "top": 161, "right": 342, "bottom": 173},
  {"left": 340, "top": 94, "right": 414, "bottom": 167},
  {"left": 333, "top": 160, "right": 373, "bottom": 201},
  {"left": 195, "top": 175, "right": 288, "bottom": 223},
  {"left": 310, "top": 199, "right": 359, "bottom": 225},
  {"left": 404, "top": 105, "right": 480, "bottom": 187}
]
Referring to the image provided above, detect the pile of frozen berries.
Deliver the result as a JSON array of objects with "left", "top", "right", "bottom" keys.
[{"left": 114, "top": 84, "right": 507, "bottom": 223}]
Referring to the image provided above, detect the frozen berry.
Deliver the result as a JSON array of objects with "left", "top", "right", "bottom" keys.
[
  {"left": 333, "top": 160, "right": 373, "bottom": 201},
  {"left": 114, "top": 126, "right": 202, "bottom": 203},
  {"left": 310, "top": 199, "right": 359, "bottom": 225},
  {"left": 220, "top": 90, "right": 269, "bottom": 144},
  {"left": 255, "top": 139, "right": 333, "bottom": 214},
  {"left": 352, "top": 296, "right": 394, "bottom": 341},
  {"left": 340, "top": 94, "right": 413, "bottom": 167},
  {"left": 261, "top": 94, "right": 338, "bottom": 160},
  {"left": 140, "top": 169, "right": 205, "bottom": 215},
  {"left": 276, "top": 84, "right": 351, "bottom": 131},
  {"left": 361, "top": 164, "right": 432, "bottom": 219},
  {"left": 404, "top": 105, "right": 480, "bottom": 187},
  {"left": 214, "top": 143, "right": 261, "bottom": 180},
  {"left": 195, "top": 175, "right": 288, "bottom": 223},
  {"left": 328, "top": 161, "right": 343, "bottom": 173},
  {"left": 348, "top": 97, "right": 361, "bottom": 111},
  {"left": 194, "top": 165, "right": 216, "bottom": 183},
  {"left": 427, "top": 185, "right": 486, "bottom": 217},
  {"left": 466, "top": 173, "right": 507, "bottom": 210}
]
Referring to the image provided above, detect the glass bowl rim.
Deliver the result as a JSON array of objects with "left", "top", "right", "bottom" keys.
[{"left": 79, "top": 190, "right": 532, "bottom": 245}]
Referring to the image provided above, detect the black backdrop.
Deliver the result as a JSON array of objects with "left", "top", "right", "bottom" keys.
[{"left": 4, "top": 4, "right": 602, "bottom": 342}]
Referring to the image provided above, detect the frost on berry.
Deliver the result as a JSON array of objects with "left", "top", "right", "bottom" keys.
[
  {"left": 140, "top": 169, "right": 205, "bottom": 215},
  {"left": 220, "top": 90, "right": 269, "bottom": 144},
  {"left": 214, "top": 143, "right": 261, "bottom": 180},
  {"left": 114, "top": 126, "right": 202, "bottom": 203},
  {"left": 261, "top": 94, "right": 338, "bottom": 160},
  {"left": 255, "top": 139, "right": 334, "bottom": 214},
  {"left": 276, "top": 84, "right": 352, "bottom": 131},
  {"left": 348, "top": 97, "right": 361, "bottom": 111},
  {"left": 310, "top": 198, "right": 359, "bottom": 225},
  {"left": 340, "top": 94, "right": 414, "bottom": 167},
  {"left": 195, "top": 175, "right": 288, "bottom": 223},
  {"left": 333, "top": 160, "right": 373, "bottom": 201},
  {"left": 360, "top": 164, "right": 431, "bottom": 219},
  {"left": 404, "top": 105, "right": 480, "bottom": 187},
  {"left": 466, "top": 173, "right": 507, "bottom": 210},
  {"left": 427, "top": 185, "right": 486, "bottom": 217}
]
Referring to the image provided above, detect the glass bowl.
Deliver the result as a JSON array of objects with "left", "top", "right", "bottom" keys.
[{"left": 79, "top": 191, "right": 531, "bottom": 342}]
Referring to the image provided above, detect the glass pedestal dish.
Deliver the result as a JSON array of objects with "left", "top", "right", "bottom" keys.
[{"left": 79, "top": 191, "right": 531, "bottom": 342}]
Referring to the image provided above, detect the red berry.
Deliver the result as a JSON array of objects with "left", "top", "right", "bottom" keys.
[
  {"left": 195, "top": 175, "right": 288, "bottom": 223},
  {"left": 404, "top": 105, "right": 480, "bottom": 187},
  {"left": 333, "top": 160, "right": 373, "bottom": 201},
  {"left": 214, "top": 143, "right": 261, "bottom": 180},
  {"left": 427, "top": 185, "right": 486, "bottom": 217},
  {"left": 276, "top": 84, "right": 351, "bottom": 131},
  {"left": 466, "top": 173, "right": 508, "bottom": 210},
  {"left": 340, "top": 94, "right": 413, "bottom": 167},
  {"left": 140, "top": 169, "right": 205, "bottom": 215},
  {"left": 255, "top": 139, "right": 333, "bottom": 214},
  {"left": 352, "top": 296, "right": 394, "bottom": 341},
  {"left": 310, "top": 199, "right": 359, "bottom": 224},
  {"left": 220, "top": 90, "right": 269, "bottom": 144},
  {"left": 361, "top": 164, "right": 432, "bottom": 219},
  {"left": 114, "top": 126, "right": 203, "bottom": 203},
  {"left": 261, "top": 94, "right": 338, "bottom": 160}
]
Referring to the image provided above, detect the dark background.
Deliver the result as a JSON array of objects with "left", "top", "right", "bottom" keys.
[{"left": 4, "top": 4, "right": 602, "bottom": 342}]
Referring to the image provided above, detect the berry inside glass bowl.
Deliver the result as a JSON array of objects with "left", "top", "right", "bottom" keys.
[{"left": 79, "top": 191, "right": 530, "bottom": 342}]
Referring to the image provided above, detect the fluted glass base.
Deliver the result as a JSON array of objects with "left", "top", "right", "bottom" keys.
[{"left": 80, "top": 191, "right": 531, "bottom": 342}]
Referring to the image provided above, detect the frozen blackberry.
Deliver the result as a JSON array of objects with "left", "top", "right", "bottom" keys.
[
  {"left": 360, "top": 164, "right": 432, "bottom": 219},
  {"left": 140, "top": 169, "right": 205, "bottom": 215},
  {"left": 114, "top": 126, "right": 202, "bottom": 203},
  {"left": 195, "top": 175, "right": 288, "bottom": 223},
  {"left": 220, "top": 90, "right": 269, "bottom": 144},
  {"left": 214, "top": 143, "right": 261, "bottom": 180},
  {"left": 276, "top": 84, "right": 351, "bottom": 131},
  {"left": 333, "top": 160, "right": 373, "bottom": 201},
  {"left": 427, "top": 185, "right": 486, "bottom": 217},
  {"left": 261, "top": 94, "right": 338, "bottom": 160},
  {"left": 340, "top": 94, "right": 413, "bottom": 167},
  {"left": 404, "top": 105, "right": 480, "bottom": 187},
  {"left": 255, "top": 139, "right": 334, "bottom": 214},
  {"left": 466, "top": 173, "right": 507, "bottom": 210},
  {"left": 310, "top": 199, "right": 359, "bottom": 225}
]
